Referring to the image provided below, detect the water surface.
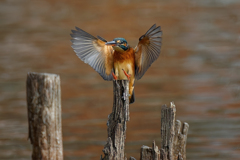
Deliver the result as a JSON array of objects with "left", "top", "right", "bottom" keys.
[{"left": 0, "top": 0, "right": 240, "bottom": 159}]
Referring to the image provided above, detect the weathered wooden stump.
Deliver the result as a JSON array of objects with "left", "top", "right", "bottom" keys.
[
  {"left": 26, "top": 72, "right": 63, "bottom": 160},
  {"left": 141, "top": 102, "right": 189, "bottom": 160},
  {"left": 26, "top": 72, "right": 189, "bottom": 160},
  {"left": 101, "top": 80, "right": 129, "bottom": 160},
  {"left": 100, "top": 80, "right": 189, "bottom": 160},
  {"left": 140, "top": 141, "right": 160, "bottom": 160}
]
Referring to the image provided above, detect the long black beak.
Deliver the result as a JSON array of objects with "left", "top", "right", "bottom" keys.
[{"left": 105, "top": 41, "right": 117, "bottom": 46}]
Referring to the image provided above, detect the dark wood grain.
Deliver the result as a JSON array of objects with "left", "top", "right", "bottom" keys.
[{"left": 101, "top": 80, "right": 129, "bottom": 160}]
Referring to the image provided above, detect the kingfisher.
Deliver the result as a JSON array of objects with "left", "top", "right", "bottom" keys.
[{"left": 70, "top": 24, "right": 162, "bottom": 104}]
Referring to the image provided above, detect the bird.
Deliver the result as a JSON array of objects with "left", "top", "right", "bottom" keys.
[{"left": 70, "top": 24, "right": 162, "bottom": 104}]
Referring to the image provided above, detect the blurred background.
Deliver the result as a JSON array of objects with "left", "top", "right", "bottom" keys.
[{"left": 0, "top": 0, "right": 240, "bottom": 159}]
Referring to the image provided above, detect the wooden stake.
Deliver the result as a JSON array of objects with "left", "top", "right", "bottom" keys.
[
  {"left": 27, "top": 72, "right": 63, "bottom": 160},
  {"left": 161, "top": 102, "right": 189, "bottom": 160},
  {"left": 140, "top": 102, "right": 189, "bottom": 160},
  {"left": 101, "top": 80, "right": 129, "bottom": 160},
  {"left": 160, "top": 102, "right": 176, "bottom": 160},
  {"left": 140, "top": 141, "right": 160, "bottom": 160}
]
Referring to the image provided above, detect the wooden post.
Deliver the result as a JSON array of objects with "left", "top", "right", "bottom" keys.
[
  {"left": 161, "top": 102, "right": 189, "bottom": 160},
  {"left": 160, "top": 102, "right": 176, "bottom": 160},
  {"left": 140, "top": 102, "right": 189, "bottom": 160},
  {"left": 140, "top": 141, "right": 160, "bottom": 160},
  {"left": 27, "top": 72, "right": 63, "bottom": 160},
  {"left": 101, "top": 80, "right": 129, "bottom": 160}
]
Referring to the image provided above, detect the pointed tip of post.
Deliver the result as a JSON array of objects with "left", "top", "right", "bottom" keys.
[
  {"left": 152, "top": 140, "right": 156, "bottom": 148},
  {"left": 161, "top": 104, "right": 167, "bottom": 109},
  {"left": 141, "top": 145, "right": 150, "bottom": 149},
  {"left": 161, "top": 101, "right": 176, "bottom": 110},
  {"left": 170, "top": 101, "right": 176, "bottom": 112},
  {"left": 170, "top": 101, "right": 175, "bottom": 108},
  {"left": 182, "top": 122, "right": 189, "bottom": 135}
]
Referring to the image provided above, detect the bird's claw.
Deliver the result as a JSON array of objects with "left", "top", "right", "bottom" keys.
[
  {"left": 112, "top": 72, "right": 120, "bottom": 87},
  {"left": 122, "top": 69, "right": 131, "bottom": 81},
  {"left": 112, "top": 72, "right": 118, "bottom": 80}
]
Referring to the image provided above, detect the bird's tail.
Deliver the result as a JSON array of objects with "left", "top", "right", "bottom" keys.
[{"left": 130, "top": 89, "right": 135, "bottom": 104}]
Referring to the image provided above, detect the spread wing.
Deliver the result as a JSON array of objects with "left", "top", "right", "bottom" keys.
[
  {"left": 70, "top": 27, "right": 114, "bottom": 81},
  {"left": 134, "top": 24, "right": 162, "bottom": 80}
]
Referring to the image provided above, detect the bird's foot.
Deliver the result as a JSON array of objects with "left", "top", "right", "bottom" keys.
[
  {"left": 112, "top": 72, "right": 120, "bottom": 87},
  {"left": 122, "top": 69, "right": 131, "bottom": 81},
  {"left": 112, "top": 72, "right": 118, "bottom": 80}
]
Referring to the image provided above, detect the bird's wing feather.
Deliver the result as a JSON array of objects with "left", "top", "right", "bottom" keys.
[
  {"left": 71, "top": 27, "right": 114, "bottom": 80},
  {"left": 134, "top": 24, "right": 162, "bottom": 80}
]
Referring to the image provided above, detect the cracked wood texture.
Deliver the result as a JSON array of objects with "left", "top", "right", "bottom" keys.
[
  {"left": 140, "top": 141, "right": 160, "bottom": 160},
  {"left": 27, "top": 72, "right": 63, "bottom": 160},
  {"left": 101, "top": 80, "right": 129, "bottom": 160},
  {"left": 160, "top": 102, "right": 189, "bottom": 160},
  {"left": 140, "top": 102, "right": 189, "bottom": 160}
]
